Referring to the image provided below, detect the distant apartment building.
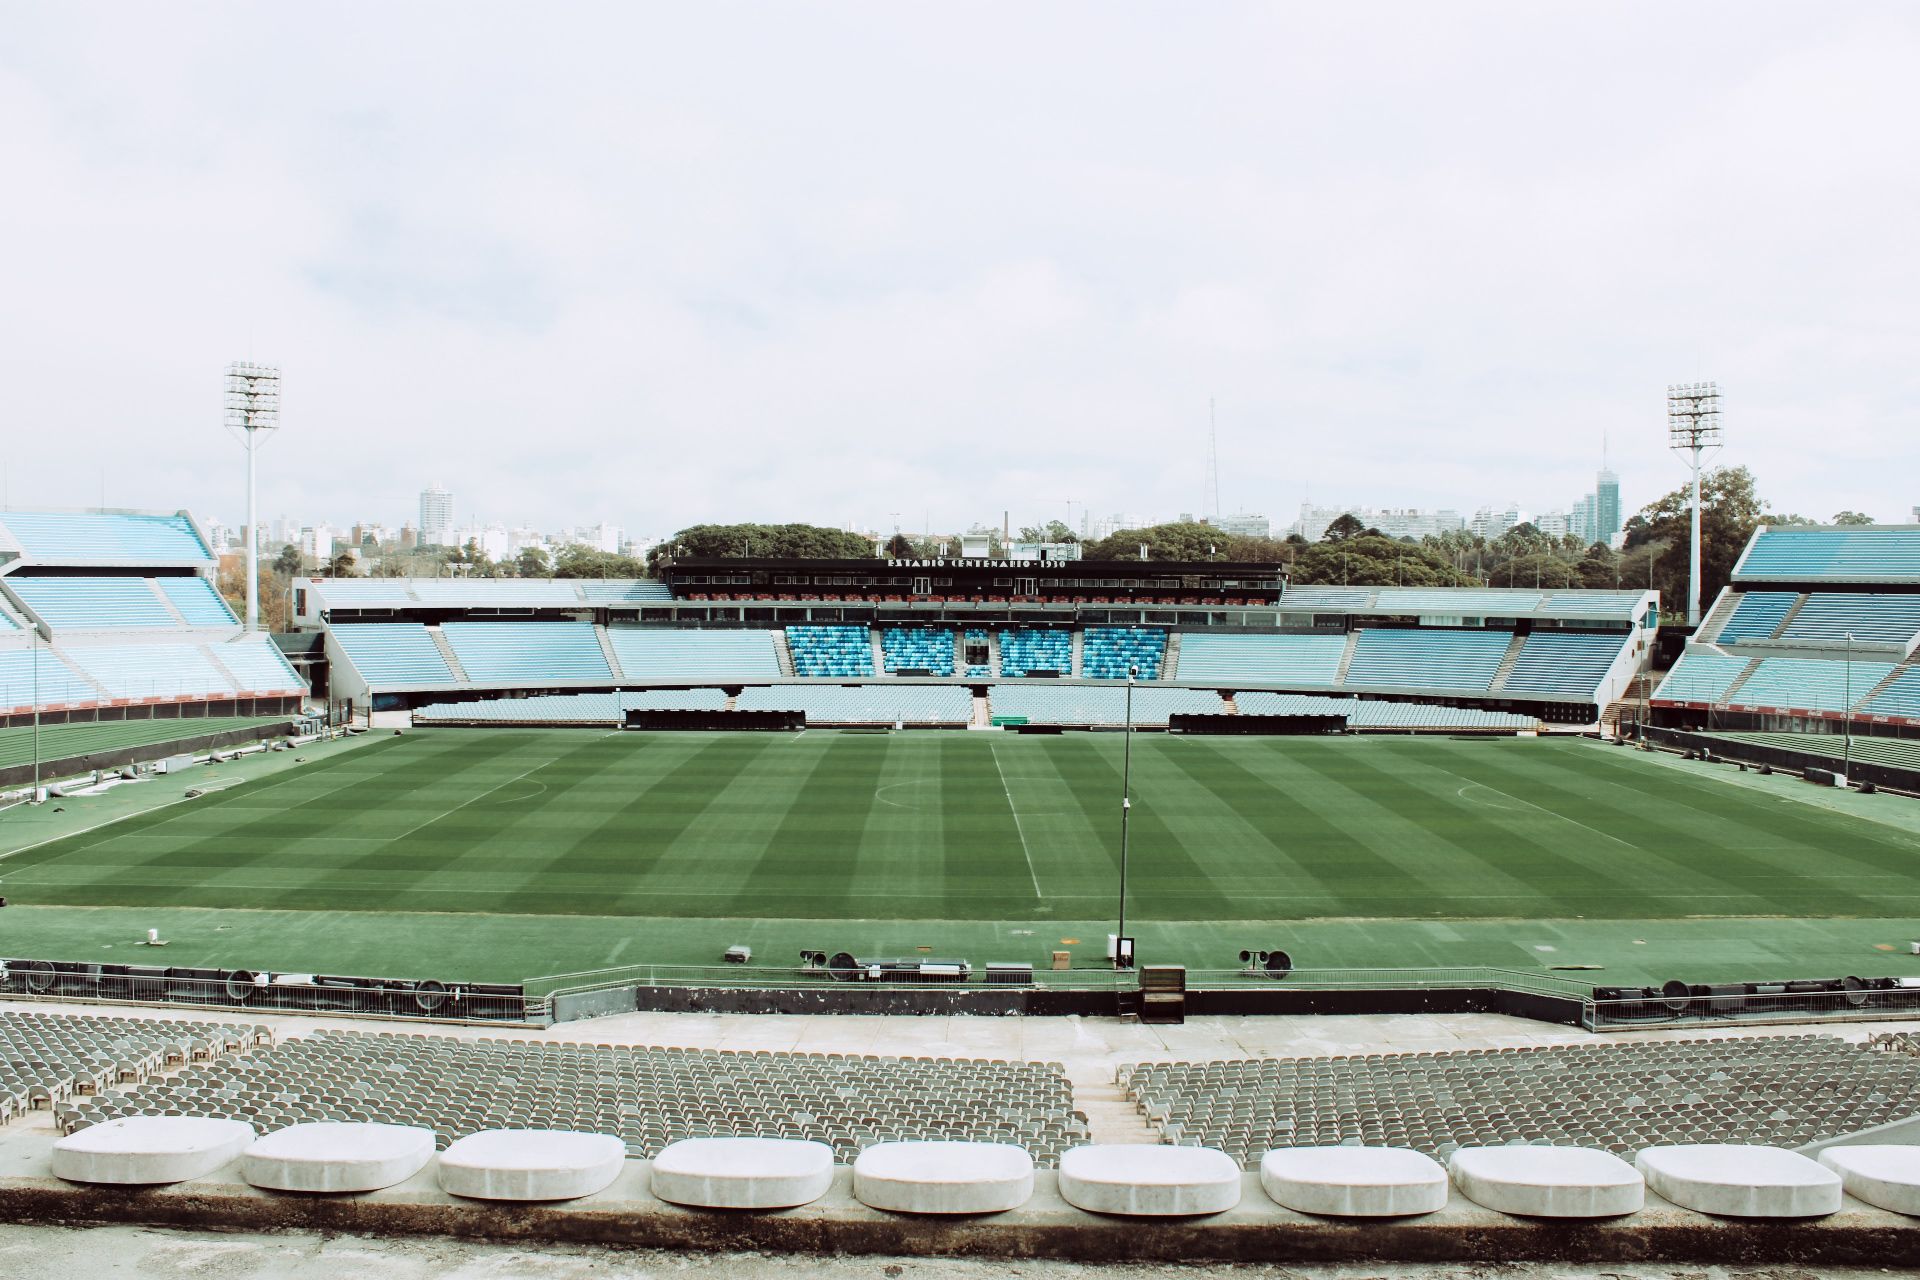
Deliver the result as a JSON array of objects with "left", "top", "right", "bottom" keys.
[
  {"left": 419, "top": 483, "right": 454, "bottom": 547},
  {"left": 1295, "top": 504, "right": 1467, "bottom": 542},
  {"left": 1209, "top": 512, "right": 1271, "bottom": 538}
]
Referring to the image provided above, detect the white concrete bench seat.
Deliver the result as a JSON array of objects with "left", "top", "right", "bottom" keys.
[
  {"left": 241, "top": 1122, "right": 435, "bottom": 1193},
  {"left": 1637, "top": 1144, "right": 1841, "bottom": 1218},
  {"left": 1260, "top": 1146, "right": 1449, "bottom": 1217},
  {"left": 1820, "top": 1145, "right": 1920, "bottom": 1215},
  {"left": 1057, "top": 1144, "right": 1240, "bottom": 1216},
  {"left": 651, "top": 1137, "right": 835, "bottom": 1210},
  {"left": 51, "top": 1117, "right": 255, "bottom": 1186},
  {"left": 1449, "top": 1147, "right": 1643, "bottom": 1218},
  {"left": 852, "top": 1141, "right": 1034, "bottom": 1215},
  {"left": 437, "top": 1129, "right": 626, "bottom": 1201}
]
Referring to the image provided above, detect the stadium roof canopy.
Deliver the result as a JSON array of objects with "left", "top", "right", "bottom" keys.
[
  {"left": 1279, "top": 585, "right": 1655, "bottom": 624},
  {"left": 1732, "top": 525, "right": 1920, "bottom": 586}
]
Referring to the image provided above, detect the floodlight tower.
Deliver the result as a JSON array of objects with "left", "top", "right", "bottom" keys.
[
  {"left": 226, "top": 363, "right": 281, "bottom": 632},
  {"left": 1667, "top": 382, "right": 1722, "bottom": 626}
]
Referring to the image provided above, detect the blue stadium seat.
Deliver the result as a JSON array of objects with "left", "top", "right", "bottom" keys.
[
  {"left": 998, "top": 629, "right": 1070, "bottom": 678},
  {"left": 159, "top": 577, "right": 239, "bottom": 627},
  {"left": 988, "top": 684, "right": 1219, "bottom": 725},
  {"left": 331, "top": 624, "right": 459, "bottom": 687},
  {"left": 0, "top": 511, "right": 211, "bottom": 563},
  {"left": 1727, "top": 657, "right": 1896, "bottom": 714},
  {"left": 1344, "top": 629, "right": 1509, "bottom": 693},
  {"left": 1236, "top": 692, "right": 1538, "bottom": 730},
  {"left": 1865, "top": 667, "right": 1920, "bottom": 720},
  {"left": 1499, "top": 631, "right": 1629, "bottom": 699},
  {"left": 736, "top": 685, "right": 970, "bottom": 724},
  {"left": 880, "top": 627, "right": 955, "bottom": 676},
  {"left": 1082, "top": 627, "right": 1167, "bottom": 680},
  {"left": 1652, "top": 652, "right": 1752, "bottom": 704},
  {"left": 215, "top": 635, "right": 306, "bottom": 693},
  {"left": 0, "top": 649, "right": 97, "bottom": 709},
  {"left": 1716, "top": 592, "right": 1799, "bottom": 642},
  {"left": 64, "top": 643, "right": 235, "bottom": 699},
  {"left": 786, "top": 626, "right": 874, "bottom": 678},
  {"left": 1738, "top": 528, "right": 1920, "bottom": 581},
  {"left": 1779, "top": 594, "right": 1920, "bottom": 645},
  {"left": 607, "top": 628, "right": 781, "bottom": 680},
  {"left": 441, "top": 622, "right": 613, "bottom": 683},
  {"left": 1174, "top": 633, "right": 1347, "bottom": 685},
  {"left": 962, "top": 628, "right": 992, "bottom": 678},
  {"left": 7, "top": 578, "right": 177, "bottom": 629}
]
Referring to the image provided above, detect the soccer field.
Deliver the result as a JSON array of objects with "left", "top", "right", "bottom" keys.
[{"left": 4, "top": 729, "right": 1920, "bottom": 982}]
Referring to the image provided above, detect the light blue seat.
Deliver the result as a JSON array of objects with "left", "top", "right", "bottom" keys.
[
  {"left": 1344, "top": 629, "right": 1509, "bottom": 693},
  {"left": 159, "top": 578, "right": 239, "bottom": 627},
  {"left": 314, "top": 581, "right": 417, "bottom": 608},
  {"left": 988, "top": 684, "right": 1220, "bottom": 725},
  {"left": 413, "top": 688, "right": 728, "bottom": 724},
  {"left": 1278, "top": 587, "right": 1376, "bottom": 612},
  {"left": 1174, "top": 633, "right": 1347, "bottom": 685},
  {"left": 1652, "top": 652, "right": 1752, "bottom": 704},
  {"left": 0, "top": 649, "right": 98, "bottom": 709},
  {"left": 214, "top": 635, "right": 306, "bottom": 693},
  {"left": 0, "top": 511, "right": 210, "bottom": 563},
  {"left": 1865, "top": 668, "right": 1920, "bottom": 720},
  {"left": 8, "top": 577, "right": 176, "bottom": 629},
  {"left": 786, "top": 626, "right": 873, "bottom": 678},
  {"left": 1779, "top": 594, "right": 1920, "bottom": 645},
  {"left": 331, "top": 624, "right": 458, "bottom": 687},
  {"left": 962, "top": 628, "right": 992, "bottom": 678},
  {"left": 1737, "top": 528, "right": 1920, "bottom": 582},
  {"left": 1727, "top": 657, "right": 1896, "bottom": 714},
  {"left": 1716, "top": 592, "right": 1798, "bottom": 642},
  {"left": 736, "top": 684, "right": 970, "bottom": 724},
  {"left": 998, "top": 629, "right": 1070, "bottom": 678},
  {"left": 578, "top": 580, "right": 673, "bottom": 604},
  {"left": 411, "top": 581, "right": 585, "bottom": 607},
  {"left": 1499, "top": 631, "right": 1629, "bottom": 699},
  {"left": 441, "top": 622, "right": 613, "bottom": 683},
  {"left": 1236, "top": 691, "right": 1537, "bottom": 730},
  {"left": 881, "top": 628, "right": 955, "bottom": 676},
  {"left": 64, "top": 644, "right": 234, "bottom": 699},
  {"left": 1083, "top": 627, "right": 1167, "bottom": 680},
  {"left": 607, "top": 628, "right": 781, "bottom": 679}
]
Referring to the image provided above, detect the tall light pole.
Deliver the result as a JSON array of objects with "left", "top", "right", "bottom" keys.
[
  {"left": 29, "top": 624, "right": 40, "bottom": 803},
  {"left": 1667, "top": 382, "right": 1722, "bottom": 627},
  {"left": 1843, "top": 630, "right": 1854, "bottom": 784},
  {"left": 226, "top": 363, "right": 281, "bottom": 632},
  {"left": 1115, "top": 663, "right": 1136, "bottom": 968}
]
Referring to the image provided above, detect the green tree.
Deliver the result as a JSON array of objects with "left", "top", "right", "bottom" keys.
[
  {"left": 1832, "top": 510, "right": 1876, "bottom": 526},
  {"left": 1625, "top": 466, "right": 1804, "bottom": 615},
  {"left": 1322, "top": 513, "right": 1368, "bottom": 543},
  {"left": 884, "top": 533, "right": 915, "bottom": 558},
  {"left": 645, "top": 523, "right": 879, "bottom": 570},
  {"left": 273, "top": 545, "right": 302, "bottom": 577},
  {"left": 1288, "top": 533, "right": 1478, "bottom": 587},
  {"left": 553, "top": 546, "right": 651, "bottom": 578},
  {"left": 328, "top": 551, "right": 358, "bottom": 577},
  {"left": 515, "top": 546, "right": 552, "bottom": 578},
  {"left": 1017, "top": 519, "right": 1078, "bottom": 544},
  {"left": 1575, "top": 542, "right": 1620, "bottom": 589}
]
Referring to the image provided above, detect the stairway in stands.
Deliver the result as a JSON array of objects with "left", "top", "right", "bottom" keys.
[
  {"left": 1695, "top": 590, "right": 1742, "bottom": 643},
  {"left": 1071, "top": 1071, "right": 1159, "bottom": 1145},
  {"left": 595, "top": 625, "right": 626, "bottom": 681},
  {"left": 1162, "top": 632, "right": 1181, "bottom": 680},
  {"left": 869, "top": 629, "right": 887, "bottom": 675},
  {"left": 1600, "top": 672, "right": 1655, "bottom": 736},
  {"left": 770, "top": 630, "right": 795, "bottom": 677},
  {"left": 427, "top": 626, "right": 470, "bottom": 682},
  {"left": 1069, "top": 629, "right": 1085, "bottom": 677},
  {"left": 1333, "top": 631, "right": 1360, "bottom": 685},
  {"left": 1487, "top": 632, "right": 1528, "bottom": 695}
]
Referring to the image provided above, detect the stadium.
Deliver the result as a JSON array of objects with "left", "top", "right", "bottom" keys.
[{"left": 5, "top": 504, "right": 1920, "bottom": 1266}]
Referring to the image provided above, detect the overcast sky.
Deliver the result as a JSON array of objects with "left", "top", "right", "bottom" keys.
[{"left": 3, "top": 2, "right": 1916, "bottom": 540}]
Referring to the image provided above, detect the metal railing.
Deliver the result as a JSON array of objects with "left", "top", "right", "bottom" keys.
[{"left": 0, "top": 963, "right": 532, "bottom": 1026}]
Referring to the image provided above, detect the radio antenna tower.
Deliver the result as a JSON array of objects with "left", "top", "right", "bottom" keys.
[
  {"left": 1667, "top": 381, "right": 1723, "bottom": 626},
  {"left": 226, "top": 363, "right": 281, "bottom": 632},
  {"left": 1206, "top": 397, "right": 1221, "bottom": 520}
]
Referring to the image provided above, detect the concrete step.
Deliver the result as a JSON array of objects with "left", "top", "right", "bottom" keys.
[{"left": 1070, "top": 1076, "right": 1160, "bottom": 1146}]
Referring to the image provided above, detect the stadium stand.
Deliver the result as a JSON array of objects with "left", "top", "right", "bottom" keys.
[
  {"left": 998, "top": 629, "right": 1071, "bottom": 678},
  {"left": 1723, "top": 656, "right": 1896, "bottom": 713},
  {"left": 1498, "top": 631, "right": 1629, "bottom": 699},
  {"left": 1119, "top": 1035, "right": 1920, "bottom": 1170},
  {"left": 411, "top": 581, "right": 586, "bottom": 607},
  {"left": 880, "top": 627, "right": 955, "bottom": 677},
  {"left": 1780, "top": 593, "right": 1920, "bottom": 645},
  {"left": 64, "top": 644, "right": 238, "bottom": 700},
  {"left": 329, "top": 624, "right": 458, "bottom": 688},
  {"left": 962, "top": 628, "right": 991, "bottom": 679},
  {"left": 440, "top": 622, "right": 613, "bottom": 684},
  {"left": 64, "top": 1030, "right": 1089, "bottom": 1167},
  {"left": 1344, "top": 628, "right": 1510, "bottom": 693},
  {"left": 785, "top": 626, "right": 874, "bottom": 678},
  {"left": 1081, "top": 627, "right": 1166, "bottom": 680},
  {"left": 988, "top": 684, "right": 1220, "bottom": 726},
  {"left": 158, "top": 578, "right": 239, "bottom": 627},
  {"left": 301, "top": 580, "right": 415, "bottom": 609},
  {"left": 6, "top": 578, "right": 178, "bottom": 630},
  {"left": 0, "top": 1011, "right": 262, "bottom": 1121},
  {"left": 304, "top": 578, "right": 672, "bottom": 611},
  {"left": 1714, "top": 591, "right": 1797, "bottom": 643},
  {"left": 413, "top": 689, "right": 730, "bottom": 724},
  {"left": 606, "top": 628, "right": 780, "bottom": 681},
  {"left": 0, "top": 511, "right": 212, "bottom": 564},
  {"left": 1651, "top": 652, "right": 1752, "bottom": 704},
  {"left": 0, "top": 649, "right": 98, "bottom": 710},
  {"left": 735, "top": 684, "right": 971, "bottom": 725},
  {"left": 577, "top": 580, "right": 674, "bottom": 604},
  {"left": 1734, "top": 526, "right": 1920, "bottom": 582},
  {"left": 1866, "top": 666, "right": 1920, "bottom": 720},
  {"left": 1174, "top": 633, "right": 1347, "bottom": 686},
  {"left": 213, "top": 635, "right": 306, "bottom": 694},
  {"left": 1233, "top": 692, "right": 1538, "bottom": 731}
]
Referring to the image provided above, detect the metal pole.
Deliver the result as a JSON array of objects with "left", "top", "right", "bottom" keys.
[
  {"left": 1844, "top": 630, "right": 1853, "bottom": 783},
  {"left": 1117, "top": 664, "right": 1135, "bottom": 966},
  {"left": 1687, "top": 457, "right": 1703, "bottom": 626},
  {"left": 245, "top": 428, "right": 258, "bottom": 632},
  {"left": 30, "top": 626, "right": 40, "bottom": 802}
]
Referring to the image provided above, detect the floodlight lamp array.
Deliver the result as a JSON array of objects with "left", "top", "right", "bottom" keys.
[
  {"left": 224, "top": 362, "right": 281, "bottom": 430},
  {"left": 1667, "top": 380, "right": 1722, "bottom": 446}
]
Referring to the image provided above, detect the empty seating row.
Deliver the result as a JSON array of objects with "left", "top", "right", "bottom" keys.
[
  {"left": 1233, "top": 692, "right": 1538, "bottom": 730},
  {"left": 880, "top": 627, "right": 955, "bottom": 676},
  {"left": 1714, "top": 591, "right": 1797, "bottom": 642},
  {"left": 312, "top": 578, "right": 672, "bottom": 609},
  {"left": 1782, "top": 593, "right": 1920, "bottom": 645},
  {"left": 998, "top": 629, "right": 1071, "bottom": 678},
  {"left": 1651, "top": 651, "right": 1751, "bottom": 704},
  {"left": 609, "top": 628, "right": 781, "bottom": 680},
  {"left": 1175, "top": 633, "right": 1347, "bottom": 685},
  {"left": 1082, "top": 627, "right": 1166, "bottom": 680},
  {"left": 962, "top": 628, "right": 991, "bottom": 678},
  {"left": 785, "top": 626, "right": 873, "bottom": 678},
  {"left": 1867, "top": 666, "right": 1920, "bottom": 719},
  {"left": 736, "top": 684, "right": 970, "bottom": 724},
  {"left": 63, "top": 643, "right": 235, "bottom": 699},
  {"left": 989, "top": 684, "right": 1221, "bottom": 726},
  {"left": 211, "top": 635, "right": 306, "bottom": 694},
  {"left": 1344, "top": 629, "right": 1510, "bottom": 693},
  {"left": 0, "top": 649, "right": 97, "bottom": 709},
  {"left": 1120, "top": 1035, "right": 1920, "bottom": 1171},
  {"left": 330, "top": 624, "right": 458, "bottom": 687},
  {"left": 1737, "top": 527, "right": 1920, "bottom": 582},
  {"left": 440, "top": 622, "right": 612, "bottom": 683},
  {"left": 7, "top": 577, "right": 180, "bottom": 629},
  {"left": 0, "top": 1010, "right": 263, "bottom": 1123},
  {"left": 1497, "top": 631, "right": 1627, "bottom": 698},
  {"left": 0, "top": 511, "right": 212, "bottom": 564},
  {"left": 1727, "top": 656, "right": 1897, "bottom": 713},
  {"left": 412, "top": 689, "right": 730, "bottom": 724},
  {"left": 66, "top": 1029, "right": 1085, "bottom": 1168}
]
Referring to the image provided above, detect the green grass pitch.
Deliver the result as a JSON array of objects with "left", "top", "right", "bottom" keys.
[{"left": 4, "top": 729, "right": 1920, "bottom": 985}]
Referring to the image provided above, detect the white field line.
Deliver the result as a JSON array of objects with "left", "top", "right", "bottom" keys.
[
  {"left": 988, "top": 740, "right": 1045, "bottom": 900},
  {"left": 1452, "top": 780, "right": 1637, "bottom": 850}
]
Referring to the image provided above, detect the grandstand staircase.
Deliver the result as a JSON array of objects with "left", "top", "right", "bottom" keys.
[
  {"left": 1486, "top": 632, "right": 1528, "bottom": 696},
  {"left": 1162, "top": 632, "right": 1181, "bottom": 680},
  {"left": 1221, "top": 692, "right": 1239, "bottom": 714},
  {"left": 1069, "top": 629, "right": 1085, "bottom": 677},
  {"left": 986, "top": 631, "right": 1003, "bottom": 678},
  {"left": 1333, "top": 631, "right": 1360, "bottom": 685},
  {"left": 148, "top": 580, "right": 193, "bottom": 628},
  {"left": 869, "top": 629, "right": 887, "bottom": 676},
  {"left": 971, "top": 691, "right": 991, "bottom": 728},
  {"left": 1071, "top": 1071, "right": 1159, "bottom": 1145},
  {"left": 1717, "top": 658, "right": 1763, "bottom": 703},
  {"left": 200, "top": 644, "right": 245, "bottom": 693},
  {"left": 1601, "top": 672, "right": 1655, "bottom": 736},
  {"left": 771, "top": 630, "right": 796, "bottom": 677},
  {"left": 594, "top": 626, "right": 627, "bottom": 682},
  {"left": 1769, "top": 594, "right": 1810, "bottom": 639},
  {"left": 426, "top": 626, "right": 471, "bottom": 682},
  {"left": 1855, "top": 659, "right": 1912, "bottom": 713},
  {"left": 1696, "top": 589, "right": 1742, "bottom": 643}
]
